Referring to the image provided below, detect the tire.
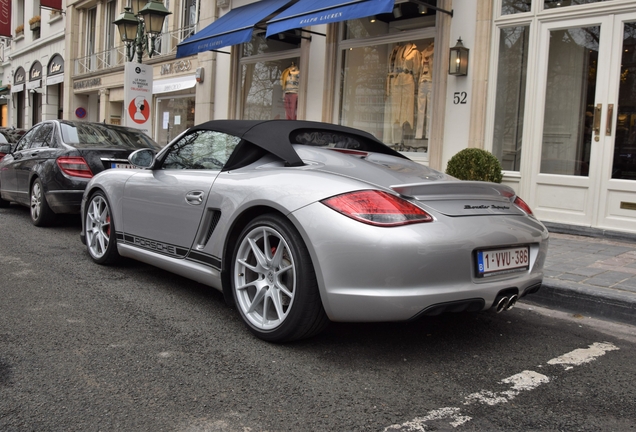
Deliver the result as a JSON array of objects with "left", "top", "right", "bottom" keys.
[
  {"left": 85, "top": 191, "right": 120, "bottom": 265},
  {"left": 0, "top": 192, "right": 9, "bottom": 208},
  {"left": 232, "top": 214, "right": 329, "bottom": 342},
  {"left": 30, "top": 178, "right": 56, "bottom": 226}
]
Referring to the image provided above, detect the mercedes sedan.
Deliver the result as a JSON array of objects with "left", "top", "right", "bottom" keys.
[{"left": 0, "top": 120, "right": 160, "bottom": 226}]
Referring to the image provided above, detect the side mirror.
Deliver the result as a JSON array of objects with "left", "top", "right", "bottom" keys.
[
  {"left": 0, "top": 143, "right": 11, "bottom": 160},
  {"left": 128, "top": 148, "right": 155, "bottom": 168}
]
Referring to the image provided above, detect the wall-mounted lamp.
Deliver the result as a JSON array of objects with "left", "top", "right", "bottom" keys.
[
  {"left": 449, "top": 38, "right": 469, "bottom": 76},
  {"left": 369, "top": 15, "right": 377, "bottom": 23},
  {"left": 418, "top": 5, "right": 428, "bottom": 14},
  {"left": 393, "top": 6, "right": 402, "bottom": 18}
]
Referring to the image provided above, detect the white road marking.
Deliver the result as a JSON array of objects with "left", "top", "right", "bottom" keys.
[
  {"left": 384, "top": 342, "right": 619, "bottom": 431},
  {"left": 385, "top": 408, "right": 471, "bottom": 431},
  {"left": 464, "top": 370, "right": 550, "bottom": 406},
  {"left": 547, "top": 342, "right": 619, "bottom": 370}
]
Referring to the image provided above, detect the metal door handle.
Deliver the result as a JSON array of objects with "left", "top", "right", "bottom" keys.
[
  {"left": 185, "top": 191, "right": 204, "bottom": 205},
  {"left": 606, "top": 104, "right": 614, "bottom": 136},
  {"left": 593, "top": 103, "right": 602, "bottom": 136}
]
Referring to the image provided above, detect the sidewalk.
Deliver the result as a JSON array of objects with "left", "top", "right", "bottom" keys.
[{"left": 521, "top": 232, "right": 636, "bottom": 327}]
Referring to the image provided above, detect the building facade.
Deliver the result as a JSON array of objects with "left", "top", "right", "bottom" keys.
[
  {"left": 3, "top": 0, "right": 635, "bottom": 235},
  {"left": 64, "top": 0, "right": 217, "bottom": 146},
  {"left": 198, "top": 0, "right": 636, "bottom": 235},
  {"left": 3, "top": 1, "right": 66, "bottom": 129}
]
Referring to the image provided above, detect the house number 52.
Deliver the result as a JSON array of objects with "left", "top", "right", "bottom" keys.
[{"left": 453, "top": 92, "right": 467, "bottom": 104}]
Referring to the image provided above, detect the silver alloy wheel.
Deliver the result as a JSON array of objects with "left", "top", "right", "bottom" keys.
[
  {"left": 30, "top": 182, "right": 43, "bottom": 221},
  {"left": 234, "top": 225, "right": 296, "bottom": 330},
  {"left": 86, "top": 194, "right": 112, "bottom": 259}
]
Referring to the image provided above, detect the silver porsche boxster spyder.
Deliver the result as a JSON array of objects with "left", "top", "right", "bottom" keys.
[{"left": 80, "top": 120, "right": 548, "bottom": 342}]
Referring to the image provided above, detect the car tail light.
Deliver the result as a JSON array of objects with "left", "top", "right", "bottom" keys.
[
  {"left": 57, "top": 156, "right": 94, "bottom": 179},
  {"left": 513, "top": 196, "right": 534, "bottom": 216},
  {"left": 0, "top": 152, "right": 6, "bottom": 161},
  {"left": 322, "top": 190, "right": 433, "bottom": 227}
]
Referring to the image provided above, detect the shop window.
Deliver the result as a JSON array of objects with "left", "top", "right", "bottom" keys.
[
  {"left": 155, "top": 96, "right": 196, "bottom": 146},
  {"left": 239, "top": 32, "right": 301, "bottom": 121},
  {"left": 501, "top": 0, "right": 532, "bottom": 15},
  {"left": 492, "top": 26, "right": 529, "bottom": 172},
  {"left": 338, "top": 8, "right": 435, "bottom": 153},
  {"left": 544, "top": 0, "right": 608, "bottom": 9}
]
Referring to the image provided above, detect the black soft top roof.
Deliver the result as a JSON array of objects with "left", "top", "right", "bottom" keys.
[{"left": 187, "top": 119, "right": 405, "bottom": 167}]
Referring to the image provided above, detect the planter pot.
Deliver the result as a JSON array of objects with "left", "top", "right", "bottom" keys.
[{"left": 30, "top": 22, "right": 40, "bottom": 31}]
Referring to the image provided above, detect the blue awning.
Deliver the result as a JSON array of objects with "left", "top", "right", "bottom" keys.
[
  {"left": 266, "top": 0, "right": 395, "bottom": 37},
  {"left": 177, "top": 0, "right": 293, "bottom": 58}
]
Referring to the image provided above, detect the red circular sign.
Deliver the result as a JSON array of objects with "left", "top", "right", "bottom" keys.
[
  {"left": 75, "top": 107, "right": 87, "bottom": 119},
  {"left": 128, "top": 97, "right": 150, "bottom": 124}
]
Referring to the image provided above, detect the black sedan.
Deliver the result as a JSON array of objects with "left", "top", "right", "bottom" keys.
[
  {"left": 0, "top": 127, "right": 26, "bottom": 161},
  {"left": 0, "top": 120, "right": 160, "bottom": 226}
]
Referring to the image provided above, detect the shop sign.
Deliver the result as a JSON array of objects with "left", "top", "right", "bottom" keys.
[
  {"left": 124, "top": 62, "right": 153, "bottom": 136},
  {"left": 14, "top": 67, "right": 26, "bottom": 85},
  {"left": 0, "top": 0, "right": 10, "bottom": 38},
  {"left": 73, "top": 78, "right": 102, "bottom": 90},
  {"left": 48, "top": 54, "right": 64, "bottom": 76},
  {"left": 30, "top": 62, "right": 43, "bottom": 81},
  {"left": 160, "top": 59, "right": 192, "bottom": 76},
  {"left": 153, "top": 75, "right": 196, "bottom": 94},
  {"left": 41, "top": 0, "right": 62, "bottom": 10}
]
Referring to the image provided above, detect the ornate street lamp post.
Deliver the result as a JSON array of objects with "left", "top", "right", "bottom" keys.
[{"left": 114, "top": 0, "right": 171, "bottom": 64}]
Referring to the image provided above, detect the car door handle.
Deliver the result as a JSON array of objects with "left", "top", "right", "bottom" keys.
[{"left": 185, "top": 191, "right": 205, "bottom": 205}]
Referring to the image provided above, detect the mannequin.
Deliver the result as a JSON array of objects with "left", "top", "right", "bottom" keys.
[
  {"left": 416, "top": 42, "right": 434, "bottom": 140},
  {"left": 281, "top": 62, "right": 300, "bottom": 120},
  {"left": 386, "top": 43, "right": 420, "bottom": 144}
]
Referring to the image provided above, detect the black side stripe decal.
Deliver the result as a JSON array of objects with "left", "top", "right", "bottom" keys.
[
  {"left": 187, "top": 251, "right": 221, "bottom": 269},
  {"left": 116, "top": 231, "right": 221, "bottom": 270}
]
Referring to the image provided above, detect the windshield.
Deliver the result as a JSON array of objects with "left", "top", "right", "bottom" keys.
[{"left": 60, "top": 123, "right": 159, "bottom": 149}]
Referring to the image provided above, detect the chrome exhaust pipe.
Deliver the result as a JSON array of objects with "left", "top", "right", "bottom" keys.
[
  {"left": 505, "top": 294, "right": 518, "bottom": 311},
  {"left": 495, "top": 296, "right": 509, "bottom": 313}
]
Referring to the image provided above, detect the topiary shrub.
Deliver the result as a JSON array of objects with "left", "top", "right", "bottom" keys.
[{"left": 445, "top": 148, "right": 503, "bottom": 183}]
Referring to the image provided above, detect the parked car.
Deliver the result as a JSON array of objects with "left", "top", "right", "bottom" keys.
[
  {"left": 0, "top": 120, "right": 160, "bottom": 226},
  {"left": 0, "top": 127, "right": 26, "bottom": 161},
  {"left": 80, "top": 120, "right": 549, "bottom": 342}
]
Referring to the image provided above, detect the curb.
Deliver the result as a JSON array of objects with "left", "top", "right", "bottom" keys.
[{"left": 521, "top": 279, "right": 636, "bottom": 327}]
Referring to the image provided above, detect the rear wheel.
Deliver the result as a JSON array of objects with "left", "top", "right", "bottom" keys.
[
  {"left": 30, "top": 178, "right": 55, "bottom": 226},
  {"left": 232, "top": 214, "right": 329, "bottom": 342},
  {"left": 85, "top": 191, "right": 120, "bottom": 265},
  {"left": 0, "top": 190, "right": 9, "bottom": 208}
]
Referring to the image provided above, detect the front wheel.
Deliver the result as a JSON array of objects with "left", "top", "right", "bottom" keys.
[
  {"left": 85, "top": 191, "right": 120, "bottom": 265},
  {"left": 232, "top": 214, "right": 328, "bottom": 342}
]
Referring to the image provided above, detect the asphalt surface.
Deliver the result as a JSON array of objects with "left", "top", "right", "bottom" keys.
[{"left": 1, "top": 205, "right": 635, "bottom": 431}]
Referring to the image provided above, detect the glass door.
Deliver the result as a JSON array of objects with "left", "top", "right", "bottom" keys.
[
  {"left": 531, "top": 16, "right": 613, "bottom": 227},
  {"left": 597, "top": 13, "right": 636, "bottom": 232}
]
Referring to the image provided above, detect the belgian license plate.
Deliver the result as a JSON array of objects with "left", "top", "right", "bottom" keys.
[
  {"left": 477, "top": 246, "right": 529, "bottom": 277},
  {"left": 111, "top": 162, "right": 135, "bottom": 169}
]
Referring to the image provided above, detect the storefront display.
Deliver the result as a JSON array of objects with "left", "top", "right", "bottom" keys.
[
  {"left": 340, "top": 36, "right": 435, "bottom": 152},
  {"left": 281, "top": 62, "right": 300, "bottom": 120},
  {"left": 337, "top": 9, "right": 436, "bottom": 153},
  {"left": 239, "top": 33, "right": 301, "bottom": 120}
]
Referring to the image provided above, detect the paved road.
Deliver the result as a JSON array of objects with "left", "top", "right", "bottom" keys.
[{"left": 1, "top": 204, "right": 635, "bottom": 431}]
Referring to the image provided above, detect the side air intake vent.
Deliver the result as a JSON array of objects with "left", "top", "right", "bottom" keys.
[{"left": 195, "top": 210, "right": 222, "bottom": 250}]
